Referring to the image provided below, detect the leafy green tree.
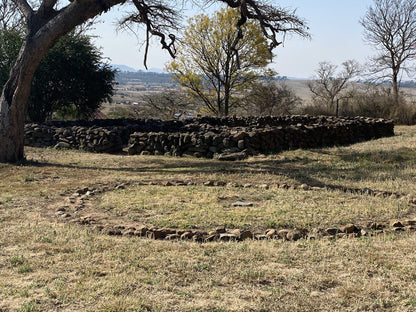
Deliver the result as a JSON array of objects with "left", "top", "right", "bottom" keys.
[
  {"left": 0, "top": 30, "right": 115, "bottom": 122},
  {"left": 0, "top": 28, "right": 21, "bottom": 87},
  {"left": 28, "top": 33, "right": 115, "bottom": 122},
  {"left": 167, "top": 8, "right": 307, "bottom": 117}
]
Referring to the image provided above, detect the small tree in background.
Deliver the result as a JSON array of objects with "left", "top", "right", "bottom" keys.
[
  {"left": 361, "top": 0, "right": 416, "bottom": 104},
  {"left": 167, "top": 7, "right": 308, "bottom": 117},
  {"left": 242, "top": 79, "right": 301, "bottom": 116},
  {"left": 307, "top": 60, "right": 360, "bottom": 115},
  {"left": 134, "top": 90, "right": 192, "bottom": 120}
]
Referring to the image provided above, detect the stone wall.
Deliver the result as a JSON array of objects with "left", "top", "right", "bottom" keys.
[{"left": 24, "top": 116, "right": 394, "bottom": 158}]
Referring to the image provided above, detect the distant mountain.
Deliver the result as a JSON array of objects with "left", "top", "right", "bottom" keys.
[
  {"left": 111, "top": 64, "right": 168, "bottom": 74},
  {"left": 111, "top": 64, "right": 138, "bottom": 72}
]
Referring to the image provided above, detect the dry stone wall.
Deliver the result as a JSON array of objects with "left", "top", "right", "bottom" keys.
[{"left": 24, "top": 116, "right": 394, "bottom": 158}]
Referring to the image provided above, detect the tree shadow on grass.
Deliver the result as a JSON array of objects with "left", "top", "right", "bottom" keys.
[{"left": 21, "top": 144, "right": 415, "bottom": 192}]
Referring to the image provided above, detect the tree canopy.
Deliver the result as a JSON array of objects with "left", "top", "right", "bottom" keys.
[
  {"left": 167, "top": 8, "right": 277, "bottom": 116},
  {"left": 0, "top": 29, "right": 115, "bottom": 122},
  {"left": 361, "top": 0, "right": 416, "bottom": 103}
]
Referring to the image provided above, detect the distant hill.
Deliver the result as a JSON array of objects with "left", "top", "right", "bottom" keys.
[
  {"left": 115, "top": 71, "right": 175, "bottom": 85},
  {"left": 111, "top": 64, "right": 138, "bottom": 72}
]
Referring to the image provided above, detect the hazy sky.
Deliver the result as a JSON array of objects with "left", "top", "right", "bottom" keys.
[{"left": 89, "top": 0, "right": 375, "bottom": 78}]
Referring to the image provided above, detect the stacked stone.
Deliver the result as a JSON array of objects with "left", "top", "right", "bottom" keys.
[{"left": 25, "top": 115, "right": 394, "bottom": 157}]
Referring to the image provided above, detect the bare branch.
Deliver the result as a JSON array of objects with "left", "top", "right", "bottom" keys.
[
  {"left": 118, "top": 0, "right": 179, "bottom": 69},
  {"left": 11, "top": 0, "right": 32, "bottom": 19}
]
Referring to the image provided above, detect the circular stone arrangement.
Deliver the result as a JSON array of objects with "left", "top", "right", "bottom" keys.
[{"left": 52, "top": 180, "right": 416, "bottom": 243}]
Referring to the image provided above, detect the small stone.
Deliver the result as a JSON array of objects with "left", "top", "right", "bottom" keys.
[
  {"left": 240, "top": 230, "right": 253, "bottom": 240},
  {"left": 277, "top": 229, "right": 289, "bottom": 240},
  {"left": 339, "top": 224, "right": 357, "bottom": 234},
  {"left": 286, "top": 229, "right": 305, "bottom": 241},
  {"left": 390, "top": 220, "right": 404, "bottom": 228},
  {"left": 134, "top": 227, "right": 148, "bottom": 236},
  {"left": 165, "top": 234, "right": 180, "bottom": 240},
  {"left": 192, "top": 233, "right": 205, "bottom": 243},
  {"left": 360, "top": 228, "right": 371, "bottom": 237},
  {"left": 106, "top": 228, "right": 122, "bottom": 236},
  {"left": 392, "top": 227, "right": 405, "bottom": 232},
  {"left": 123, "top": 230, "right": 136, "bottom": 236},
  {"left": 258, "top": 184, "right": 269, "bottom": 189},
  {"left": 363, "top": 187, "right": 374, "bottom": 195},
  {"left": 181, "top": 232, "right": 193, "bottom": 240},
  {"left": 205, "top": 234, "right": 219, "bottom": 242},
  {"left": 219, "top": 233, "right": 237, "bottom": 242},
  {"left": 300, "top": 184, "right": 309, "bottom": 190},
  {"left": 214, "top": 226, "right": 227, "bottom": 234},
  {"left": 232, "top": 201, "right": 253, "bottom": 207},
  {"left": 325, "top": 228, "right": 339, "bottom": 235},
  {"left": 255, "top": 234, "right": 268, "bottom": 240},
  {"left": 265, "top": 229, "right": 277, "bottom": 238}
]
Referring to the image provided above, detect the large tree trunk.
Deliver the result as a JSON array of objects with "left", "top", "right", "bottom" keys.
[
  {"left": 0, "top": 0, "right": 124, "bottom": 162},
  {"left": 0, "top": 40, "right": 43, "bottom": 162}
]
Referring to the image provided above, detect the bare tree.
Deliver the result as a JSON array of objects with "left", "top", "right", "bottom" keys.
[
  {"left": 0, "top": 0, "right": 22, "bottom": 30},
  {"left": 360, "top": 0, "right": 416, "bottom": 104},
  {"left": 135, "top": 90, "right": 192, "bottom": 120},
  {"left": 307, "top": 60, "right": 360, "bottom": 115},
  {"left": 0, "top": 0, "right": 309, "bottom": 162},
  {"left": 242, "top": 79, "right": 301, "bottom": 116}
]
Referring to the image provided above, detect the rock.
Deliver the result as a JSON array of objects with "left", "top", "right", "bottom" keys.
[
  {"left": 300, "top": 184, "right": 309, "bottom": 190},
  {"left": 123, "top": 229, "right": 136, "bottom": 236},
  {"left": 265, "top": 229, "right": 277, "bottom": 239},
  {"left": 219, "top": 233, "right": 237, "bottom": 242},
  {"left": 134, "top": 227, "right": 148, "bottom": 236},
  {"left": 105, "top": 227, "right": 122, "bottom": 236},
  {"left": 403, "top": 220, "right": 416, "bottom": 226},
  {"left": 325, "top": 227, "right": 339, "bottom": 235},
  {"left": 277, "top": 229, "right": 289, "bottom": 240},
  {"left": 286, "top": 229, "right": 305, "bottom": 241},
  {"left": 255, "top": 234, "right": 268, "bottom": 240},
  {"left": 205, "top": 234, "right": 219, "bottom": 242},
  {"left": 390, "top": 220, "right": 404, "bottom": 227},
  {"left": 214, "top": 226, "right": 227, "bottom": 234},
  {"left": 181, "top": 232, "right": 193, "bottom": 240},
  {"left": 217, "top": 151, "right": 247, "bottom": 161},
  {"left": 339, "top": 224, "right": 357, "bottom": 234},
  {"left": 165, "top": 234, "right": 180, "bottom": 240},
  {"left": 360, "top": 228, "right": 372, "bottom": 237},
  {"left": 240, "top": 230, "right": 253, "bottom": 240},
  {"left": 232, "top": 201, "right": 253, "bottom": 207}
]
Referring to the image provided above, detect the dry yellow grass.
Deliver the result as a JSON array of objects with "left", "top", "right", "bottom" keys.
[{"left": 1, "top": 126, "right": 416, "bottom": 311}]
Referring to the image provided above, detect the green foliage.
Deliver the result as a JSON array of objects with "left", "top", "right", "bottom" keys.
[
  {"left": 0, "top": 29, "right": 115, "bottom": 122},
  {"left": 28, "top": 33, "right": 115, "bottom": 122},
  {"left": 0, "top": 28, "right": 22, "bottom": 87},
  {"left": 166, "top": 8, "right": 273, "bottom": 116}
]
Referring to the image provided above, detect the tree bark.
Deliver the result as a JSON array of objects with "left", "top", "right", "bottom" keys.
[{"left": 0, "top": 0, "right": 124, "bottom": 162}]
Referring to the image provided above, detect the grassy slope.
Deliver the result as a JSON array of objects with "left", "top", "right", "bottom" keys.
[{"left": 1, "top": 126, "right": 416, "bottom": 311}]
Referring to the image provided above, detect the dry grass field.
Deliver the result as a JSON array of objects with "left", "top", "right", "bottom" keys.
[{"left": 1, "top": 126, "right": 416, "bottom": 311}]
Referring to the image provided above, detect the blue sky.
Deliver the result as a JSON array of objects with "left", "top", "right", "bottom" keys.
[{"left": 89, "top": 0, "right": 375, "bottom": 78}]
